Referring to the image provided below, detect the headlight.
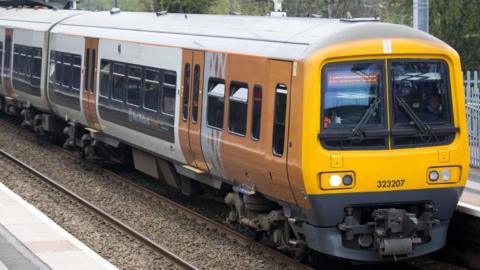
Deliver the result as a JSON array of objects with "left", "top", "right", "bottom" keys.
[
  {"left": 429, "top": 170, "right": 439, "bottom": 181},
  {"left": 320, "top": 172, "right": 355, "bottom": 190},
  {"left": 441, "top": 169, "right": 451, "bottom": 181},
  {"left": 343, "top": 175, "right": 354, "bottom": 186},
  {"left": 329, "top": 175, "right": 342, "bottom": 187},
  {"left": 427, "top": 167, "right": 461, "bottom": 184}
]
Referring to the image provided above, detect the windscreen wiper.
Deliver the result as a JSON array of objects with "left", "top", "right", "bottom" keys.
[
  {"left": 351, "top": 97, "right": 381, "bottom": 139},
  {"left": 394, "top": 95, "right": 438, "bottom": 142}
]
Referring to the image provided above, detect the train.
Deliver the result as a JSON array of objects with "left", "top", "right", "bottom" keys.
[{"left": 0, "top": 7, "right": 469, "bottom": 262}]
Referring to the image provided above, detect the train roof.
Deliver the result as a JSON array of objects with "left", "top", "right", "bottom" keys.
[
  {"left": 0, "top": 7, "right": 85, "bottom": 31},
  {"left": 0, "top": 8, "right": 448, "bottom": 60}
]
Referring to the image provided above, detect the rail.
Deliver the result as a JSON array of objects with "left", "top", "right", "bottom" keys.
[
  {"left": 0, "top": 118, "right": 312, "bottom": 270},
  {"left": 0, "top": 147, "right": 198, "bottom": 270}
]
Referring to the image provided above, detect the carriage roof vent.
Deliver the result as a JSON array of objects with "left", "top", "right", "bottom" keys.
[
  {"left": 110, "top": 7, "right": 120, "bottom": 15},
  {"left": 340, "top": 17, "right": 380, "bottom": 23},
  {"left": 156, "top": 10, "right": 167, "bottom": 16}
]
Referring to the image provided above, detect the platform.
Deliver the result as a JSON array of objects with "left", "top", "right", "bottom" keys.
[
  {"left": 0, "top": 183, "right": 118, "bottom": 270},
  {"left": 458, "top": 168, "right": 480, "bottom": 217}
]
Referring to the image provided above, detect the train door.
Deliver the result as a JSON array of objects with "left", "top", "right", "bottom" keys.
[
  {"left": 266, "top": 60, "right": 296, "bottom": 204},
  {"left": 3, "top": 28, "right": 13, "bottom": 97},
  {"left": 179, "top": 49, "right": 209, "bottom": 171},
  {"left": 82, "top": 37, "right": 101, "bottom": 130}
]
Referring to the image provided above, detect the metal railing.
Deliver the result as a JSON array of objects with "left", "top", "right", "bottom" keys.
[{"left": 465, "top": 70, "right": 480, "bottom": 168}]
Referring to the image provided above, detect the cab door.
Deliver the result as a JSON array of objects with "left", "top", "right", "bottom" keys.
[
  {"left": 82, "top": 37, "right": 101, "bottom": 130},
  {"left": 266, "top": 60, "right": 296, "bottom": 204},
  {"left": 179, "top": 50, "right": 209, "bottom": 171}
]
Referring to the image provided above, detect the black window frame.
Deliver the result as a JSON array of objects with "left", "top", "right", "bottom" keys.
[
  {"left": 72, "top": 55, "right": 82, "bottom": 92},
  {"left": 126, "top": 64, "right": 143, "bottom": 107},
  {"left": 84, "top": 48, "right": 90, "bottom": 92},
  {"left": 55, "top": 52, "right": 63, "bottom": 88},
  {"left": 388, "top": 59, "right": 455, "bottom": 148},
  {"left": 12, "top": 44, "right": 43, "bottom": 96},
  {"left": 191, "top": 64, "right": 200, "bottom": 123},
  {"left": 99, "top": 59, "right": 112, "bottom": 98},
  {"left": 98, "top": 58, "right": 178, "bottom": 121},
  {"left": 272, "top": 84, "right": 288, "bottom": 157},
  {"left": 319, "top": 60, "right": 388, "bottom": 151},
  {"left": 89, "top": 49, "right": 96, "bottom": 93},
  {"left": 161, "top": 71, "right": 177, "bottom": 117},
  {"left": 228, "top": 81, "right": 249, "bottom": 137},
  {"left": 49, "top": 50, "right": 83, "bottom": 95},
  {"left": 31, "top": 47, "right": 42, "bottom": 87},
  {"left": 61, "top": 53, "right": 73, "bottom": 92},
  {"left": 182, "top": 63, "right": 191, "bottom": 121},
  {"left": 111, "top": 62, "right": 127, "bottom": 103},
  {"left": 143, "top": 68, "right": 160, "bottom": 112},
  {"left": 206, "top": 77, "right": 226, "bottom": 130}
]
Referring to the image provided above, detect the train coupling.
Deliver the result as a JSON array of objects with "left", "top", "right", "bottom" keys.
[{"left": 338, "top": 204, "right": 439, "bottom": 258}]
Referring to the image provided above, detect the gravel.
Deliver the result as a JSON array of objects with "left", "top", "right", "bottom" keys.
[
  {"left": 0, "top": 155, "right": 179, "bottom": 270},
  {"left": 0, "top": 120, "right": 297, "bottom": 270}
]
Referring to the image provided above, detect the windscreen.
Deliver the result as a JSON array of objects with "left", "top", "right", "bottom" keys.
[
  {"left": 323, "top": 61, "right": 384, "bottom": 129},
  {"left": 391, "top": 61, "right": 451, "bottom": 125},
  {"left": 319, "top": 59, "right": 455, "bottom": 150}
]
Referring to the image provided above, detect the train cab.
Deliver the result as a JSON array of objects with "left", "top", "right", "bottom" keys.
[{"left": 298, "top": 22, "right": 469, "bottom": 260}]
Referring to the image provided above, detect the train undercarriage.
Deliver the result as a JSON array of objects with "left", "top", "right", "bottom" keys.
[{"left": 0, "top": 95, "right": 310, "bottom": 257}]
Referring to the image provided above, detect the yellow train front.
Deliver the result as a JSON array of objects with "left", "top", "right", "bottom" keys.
[{"left": 298, "top": 22, "right": 469, "bottom": 261}]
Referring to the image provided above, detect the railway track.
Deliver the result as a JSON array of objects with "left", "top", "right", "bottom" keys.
[
  {"left": 0, "top": 117, "right": 312, "bottom": 270},
  {"left": 0, "top": 146, "right": 198, "bottom": 270}
]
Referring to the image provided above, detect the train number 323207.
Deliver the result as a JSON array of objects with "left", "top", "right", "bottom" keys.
[{"left": 377, "top": 180, "right": 405, "bottom": 188}]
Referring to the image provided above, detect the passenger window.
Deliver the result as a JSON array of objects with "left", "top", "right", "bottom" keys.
[
  {"left": 127, "top": 65, "right": 142, "bottom": 107},
  {"left": 25, "top": 51, "right": 32, "bottom": 78},
  {"left": 49, "top": 51, "right": 56, "bottom": 85},
  {"left": 206, "top": 78, "right": 225, "bottom": 129},
  {"left": 191, "top": 64, "right": 200, "bottom": 123},
  {"left": 62, "top": 54, "right": 72, "bottom": 90},
  {"left": 21, "top": 47, "right": 29, "bottom": 76},
  {"left": 162, "top": 71, "right": 176, "bottom": 116},
  {"left": 84, "top": 49, "right": 90, "bottom": 92},
  {"left": 182, "top": 63, "right": 190, "bottom": 121},
  {"left": 144, "top": 68, "right": 160, "bottom": 111},
  {"left": 55, "top": 53, "right": 62, "bottom": 86},
  {"left": 228, "top": 82, "right": 248, "bottom": 136},
  {"left": 273, "top": 84, "right": 288, "bottom": 157},
  {"left": 12, "top": 46, "right": 19, "bottom": 75},
  {"left": 90, "top": 49, "right": 96, "bottom": 93},
  {"left": 99, "top": 60, "right": 111, "bottom": 98},
  {"left": 112, "top": 63, "right": 126, "bottom": 102},
  {"left": 251, "top": 85, "right": 262, "bottom": 140},
  {"left": 32, "top": 48, "right": 42, "bottom": 83},
  {"left": 72, "top": 55, "right": 81, "bottom": 91}
]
